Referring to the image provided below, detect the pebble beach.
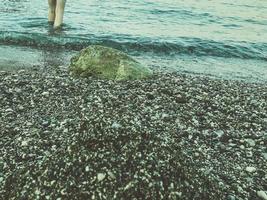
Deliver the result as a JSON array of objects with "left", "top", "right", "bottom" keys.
[{"left": 0, "top": 67, "right": 266, "bottom": 199}]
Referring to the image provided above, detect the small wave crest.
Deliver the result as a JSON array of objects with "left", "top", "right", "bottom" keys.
[{"left": 0, "top": 31, "right": 266, "bottom": 61}]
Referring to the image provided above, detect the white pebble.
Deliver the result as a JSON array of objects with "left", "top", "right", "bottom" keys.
[
  {"left": 111, "top": 122, "right": 121, "bottom": 129},
  {"left": 26, "top": 122, "right": 33, "bottom": 126},
  {"left": 18, "top": 105, "right": 24, "bottom": 110},
  {"left": 5, "top": 108, "right": 13, "bottom": 113},
  {"left": 97, "top": 173, "right": 106, "bottom": 182},
  {"left": 257, "top": 191, "right": 267, "bottom": 200},
  {"left": 245, "top": 166, "right": 256, "bottom": 173},
  {"left": 21, "top": 141, "right": 28, "bottom": 146},
  {"left": 42, "top": 92, "right": 49, "bottom": 96}
]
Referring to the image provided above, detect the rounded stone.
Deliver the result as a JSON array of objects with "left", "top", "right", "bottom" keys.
[
  {"left": 245, "top": 139, "right": 256, "bottom": 147},
  {"left": 69, "top": 45, "right": 152, "bottom": 80},
  {"left": 97, "top": 173, "right": 106, "bottom": 182},
  {"left": 257, "top": 191, "right": 267, "bottom": 200},
  {"left": 245, "top": 166, "right": 256, "bottom": 173}
]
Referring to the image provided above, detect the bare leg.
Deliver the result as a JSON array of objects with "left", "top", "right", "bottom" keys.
[
  {"left": 48, "top": 0, "right": 56, "bottom": 22},
  {"left": 54, "top": 0, "right": 66, "bottom": 28}
]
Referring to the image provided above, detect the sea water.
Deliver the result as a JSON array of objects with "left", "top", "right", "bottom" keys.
[{"left": 0, "top": 0, "right": 266, "bottom": 82}]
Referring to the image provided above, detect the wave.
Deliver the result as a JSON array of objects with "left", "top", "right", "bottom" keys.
[{"left": 0, "top": 31, "right": 266, "bottom": 61}]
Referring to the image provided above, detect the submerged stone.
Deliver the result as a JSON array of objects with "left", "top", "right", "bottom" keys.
[{"left": 69, "top": 45, "right": 152, "bottom": 80}]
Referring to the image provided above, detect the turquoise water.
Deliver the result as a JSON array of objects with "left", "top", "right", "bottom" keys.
[{"left": 0, "top": 0, "right": 266, "bottom": 81}]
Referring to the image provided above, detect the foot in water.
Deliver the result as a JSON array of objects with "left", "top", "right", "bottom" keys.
[{"left": 48, "top": 0, "right": 66, "bottom": 29}]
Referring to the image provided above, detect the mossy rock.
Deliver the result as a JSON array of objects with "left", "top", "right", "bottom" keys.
[{"left": 69, "top": 45, "right": 152, "bottom": 80}]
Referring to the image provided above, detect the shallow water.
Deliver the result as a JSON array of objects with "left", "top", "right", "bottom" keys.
[{"left": 0, "top": 0, "right": 266, "bottom": 81}]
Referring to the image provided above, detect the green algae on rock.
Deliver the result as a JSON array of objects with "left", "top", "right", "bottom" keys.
[{"left": 69, "top": 45, "right": 152, "bottom": 80}]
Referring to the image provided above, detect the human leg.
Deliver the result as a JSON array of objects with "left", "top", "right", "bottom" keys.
[
  {"left": 54, "top": 0, "right": 66, "bottom": 28},
  {"left": 48, "top": 0, "right": 56, "bottom": 22}
]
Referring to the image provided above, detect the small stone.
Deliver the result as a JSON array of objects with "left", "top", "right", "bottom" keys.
[
  {"left": 228, "top": 143, "right": 236, "bottom": 147},
  {"left": 246, "top": 139, "right": 256, "bottom": 147},
  {"left": 5, "top": 108, "right": 13, "bottom": 113},
  {"left": 18, "top": 70, "right": 25, "bottom": 74},
  {"left": 85, "top": 166, "right": 89, "bottom": 172},
  {"left": 237, "top": 185, "right": 244, "bottom": 193},
  {"left": 21, "top": 141, "right": 28, "bottom": 147},
  {"left": 246, "top": 151, "right": 253, "bottom": 158},
  {"left": 15, "top": 88, "right": 22, "bottom": 93},
  {"left": 218, "top": 181, "right": 224, "bottom": 188},
  {"left": 262, "top": 153, "right": 267, "bottom": 160},
  {"left": 257, "top": 191, "right": 267, "bottom": 200},
  {"left": 240, "top": 145, "right": 245, "bottom": 150},
  {"left": 245, "top": 166, "right": 256, "bottom": 173},
  {"left": 124, "top": 181, "right": 134, "bottom": 190},
  {"left": 108, "top": 171, "right": 116, "bottom": 179},
  {"left": 26, "top": 122, "right": 33, "bottom": 126},
  {"left": 111, "top": 122, "right": 121, "bottom": 129},
  {"left": 227, "top": 194, "right": 235, "bottom": 200},
  {"left": 97, "top": 173, "right": 106, "bottom": 182},
  {"left": 175, "top": 95, "right": 187, "bottom": 103},
  {"left": 250, "top": 99, "right": 257, "bottom": 105},
  {"left": 18, "top": 105, "right": 24, "bottom": 111},
  {"left": 63, "top": 128, "right": 68, "bottom": 133},
  {"left": 35, "top": 189, "right": 41, "bottom": 195},
  {"left": 42, "top": 92, "right": 49, "bottom": 96},
  {"left": 42, "top": 121, "right": 50, "bottom": 127},
  {"left": 192, "top": 118, "right": 199, "bottom": 126},
  {"left": 146, "top": 92, "right": 155, "bottom": 100},
  {"left": 215, "top": 130, "right": 224, "bottom": 138},
  {"left": 219, "top": 144, "right": 226, "bottom": 151},
  {"left": 162, "top": 113, "right": 169, "bottom": 119}
]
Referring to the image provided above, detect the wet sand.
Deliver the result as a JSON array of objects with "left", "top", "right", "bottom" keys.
[
  {"left": 0, "top": 67, "right": 266, "bottom": 199},
  {"left": 0, "top": 45, "right": 74, "bottom": 71}
]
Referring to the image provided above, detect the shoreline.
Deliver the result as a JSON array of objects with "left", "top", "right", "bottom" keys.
[
  {"left": 0, "top": 67, "right": 266, "bottom": 199},
  {"left": 1, "top": 45, "right": 267, "bottom": 83}
]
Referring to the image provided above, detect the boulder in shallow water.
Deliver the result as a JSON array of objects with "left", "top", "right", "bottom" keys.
[{"left": 69, "top": 45, "right": 152, "bottom": 80}]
